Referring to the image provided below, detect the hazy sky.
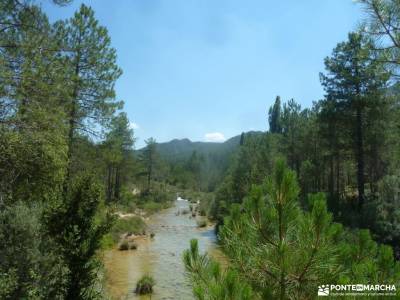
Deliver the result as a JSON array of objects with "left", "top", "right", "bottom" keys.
[{"left": 43, "top": 0, "right": 362, "bottom": 148}]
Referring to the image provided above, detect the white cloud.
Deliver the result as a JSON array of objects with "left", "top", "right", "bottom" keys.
[
  {"left": 204, "top": 132, "right": 226, "bottom": 142},
  {"left": 129, "top": 122, "right": 139, "bottom": 130}
]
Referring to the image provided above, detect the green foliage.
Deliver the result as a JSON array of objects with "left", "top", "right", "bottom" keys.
[
  {"left": 139, "top": 137, "right": 158, "bottom": 193},
  {"left": 268, "top": 96, "right": 282, "bottom": 133},
  {"left": 0, "top": 268, "right": 18, "bottom": 300},
  {"left": 141, "top": 201, "right": 166, "bottom": 214},
  {"left": 102, "top": 113, "right": 135, "bottom": 202},
  {"left": 187, "top": 162, "right": 400, "bottom": 299},
  {"left": 219, "top": 161, "right": 341, "bottom": 299},
  {"left": 358, "top": 0, "right": 400, "bottom": 70},
  {"left": 99, "top": 233, "right": 115, "bottom": 250},
  {"left": 135, "top": 275, "right": 155, "bottom": 295},
  {"left": 280, "top": 99, "right": 304, "bottom": 174},
  {"left": 0, "top": 202, "right": 68, "bottom": 299},
  {"left": 139, "top": 134, "right": 243, "bottom": 192},
  {"left": 45, "top": 174, "right": 114, "bottom": 300},
  {"left": 57, "top": 4, "right": 122, "bottom": 150},
  {"left": 0, "top": 1, "right": 134, "bottom": 299},
  {"left": 364, "top": 175, "right": 400, "bottom": 250},
  {"left": 109, "top": 217, "right": 146, "bottom": 243},
  {"left": 2, "top": 1, "right": 400, "bottom": 299},
  {"left": 0, "top": 0, "right": 69, "bottom": 204},
  {"left": 184, "top": 239, "right": 255, "bottom": 300},
  {"left": 211, "top": 133, "right": 281, "bottom": 223},
  {"left": 336, "top": 227, "right": 400, "bottom": 285},
  {"left": 0, "top": 126, "right": 67, "bottom": 204},
  {"left": 320, "top": 31, "right": 390, "bottom": 210}
]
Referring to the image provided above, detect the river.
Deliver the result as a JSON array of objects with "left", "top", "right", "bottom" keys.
[{"left": 103, "top": 199, "right": 225, "bottom": 300}]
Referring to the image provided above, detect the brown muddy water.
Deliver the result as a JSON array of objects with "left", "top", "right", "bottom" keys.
[{"left": 103, "top": 199, "right": 225, "bottom": 300}]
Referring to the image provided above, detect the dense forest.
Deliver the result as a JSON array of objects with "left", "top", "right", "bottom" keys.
[
  {"left": 0, "top": 1, "right": 174, "bottom": 298},
  {"left": 183, "top": 1, "right": 400, "bottom": 299},
  {"left": 1, "top": 0, "right": 400, "bottom": 299}
]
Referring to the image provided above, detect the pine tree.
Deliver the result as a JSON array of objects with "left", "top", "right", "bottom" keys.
[
  {"left": 199, "top": 161, "right": 400, "bottom": 298},
  {"left": 56, "top": 4, "right": 122, "bottom": 172},
  {"left": 140, "top": 137, "right": 157, "bottom": 193},
  {"left": 239, "top": 132, "right": 245, "bottom": 145},
  {"left": 103, "top": 113, "right": 135, "bottom": 202},
  {"left": 187, "top": 151, "right": 202, "bottom": 191},
  {"left": 280, "top": 99, "right": 302, "bottom": 174},
  {"left": 183, "top": 239, "right": 256, "bottom": 300},
  {"left": 45, "top": 173, "right": 113, "bottom": 300},
  {"left": 358, "top": 0, "right": 400, "bottom": 71},
  {"left": 320, "top": 32, "right": 389, "bottom": 210},
  {"left": 0, "top": 1, "right": 69, "bottom": 203},
  {"left": 268, "top": 96, "right": 282, "bottom": 133},
  {"left": 219, "top": 160, "right": 342, "bottom": 299}
]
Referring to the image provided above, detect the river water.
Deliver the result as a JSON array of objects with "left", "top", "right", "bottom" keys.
[{"left": 103, "top": 199, "right": 225, "bottom": 300}]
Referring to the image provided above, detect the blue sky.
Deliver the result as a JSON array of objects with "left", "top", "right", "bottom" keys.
[{"left": 42, "top": 0, "right": 362, "bottom": 148}]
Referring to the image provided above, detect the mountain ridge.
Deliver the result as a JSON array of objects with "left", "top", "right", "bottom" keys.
[{"left": 137, "top": 131, "right": 263, "bottom": 162}]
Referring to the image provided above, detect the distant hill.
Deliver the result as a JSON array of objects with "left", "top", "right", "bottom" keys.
[
  {"left": 136, "top": 131, "right": 264, "bottom": 191},
  {"left": 137, "top": 131, "right": 264, "bottom": 162}
]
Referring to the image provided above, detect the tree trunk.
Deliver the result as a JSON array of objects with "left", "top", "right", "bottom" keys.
[
  {"left": 114, "top": 166, "right": 120, "bottom": 200},
  {"left": 67, "top": 101, "right": 76, "bottom": 161},
  {"left": 336, "top": 154, "right": 340, "bottom": 196},
  {"left": 329, "top": 155, "right": 334, "bottom": 196},
  {"left": 107, "top": 165, "right": 113, "bottom": 203},
  {"left": 147, "top": 151, "right": 153, "bottom": 193},
  {"left": 65, "top": 55, "right": 80, "bottom": 181},
  {"left": 147, "top": 166, "right": 152, "bottom": 193},
  {"left": 356, "top": 105, "right": 365, "bottom": 210}
]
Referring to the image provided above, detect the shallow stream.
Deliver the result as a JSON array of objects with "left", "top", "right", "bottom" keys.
[{"left": 103, "top": 199, "right": 225, "bottom": 299}]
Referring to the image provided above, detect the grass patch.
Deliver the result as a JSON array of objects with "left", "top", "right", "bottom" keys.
[
  {"left": 141, "top": 201, "right": 171, "bottom": 214},
  {"left": 100, "top": 216, "right": 146, "bottom": 249},
  {"left": 110, "top": 217, "right": 146, "bottom": 243},
  {"left": 135, "top": 275, "right": 155, "bottom": 295}
]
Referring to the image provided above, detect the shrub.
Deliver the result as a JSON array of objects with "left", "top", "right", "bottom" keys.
[
  {"left": 181, "top": 208, "right": 190, "bottom": 215},
  {"left": 100, "top": 233, "right": 115, "bottom": 250},
  {"left": 118, "top": 240, "right": 138, "bottom": 251},
  {"left": 119, "top": 188, "right": 137, "bottom": 209},
  {"left": 0, "top": 202, "right": 68, "bottom": 299},
  {"left": 123, "top": 200, "right": 137, "bottom": 214},
  {"left": 135, "top": 275, "right": 155, "bottom": 295},
  {"left": 118, "top": 241, "right": 129, "bottom": 251},
  {"left": 196, "top": 219, "right": 207, "bottom": 228},
  {"left": 364, "top": 175, "right": 400, "bottom": 247},
  {"left": 142, "top": 201, "right": 164, "bottom": 214},
  {"left": 198, "top": 207, "right": 207, "bottom": 216},
  {"left": 45, "top": 173, "right": 113, "bottom": 300},
  {"left": 111, "top": 217, "right": 146, "bottom": 243}
]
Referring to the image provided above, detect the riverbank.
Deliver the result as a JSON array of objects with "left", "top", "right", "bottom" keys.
[
  {"left": 100, "top": 196, "right": 174, "bottom": 250},
  {"left": 102, "top": 199, "right": 224, "bottom": 299}
]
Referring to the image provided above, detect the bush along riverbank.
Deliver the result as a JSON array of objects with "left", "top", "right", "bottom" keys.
[
  {"left": 100, "top": 205, "right": 163, "bottom": 251},
  {"left": 100, "top": 183, "right": 177, "bottom": 250},
  {"left": 100, "top": 215, "right": 148, "bottom": 250}
]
